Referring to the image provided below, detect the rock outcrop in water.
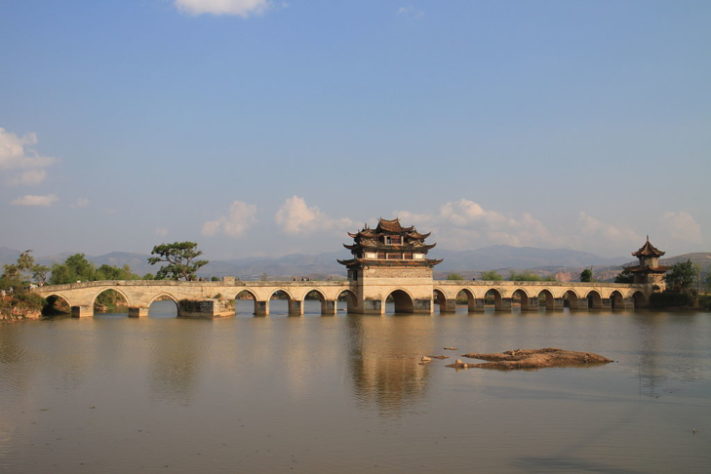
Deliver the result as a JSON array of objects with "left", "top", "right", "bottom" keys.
[{"left": 449, "top": 348, "right": 613, "bottom": 370}]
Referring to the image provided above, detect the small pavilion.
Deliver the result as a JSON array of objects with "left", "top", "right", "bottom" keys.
[{"left": 626, "top": 237, "right": 668, "bottom": 287}]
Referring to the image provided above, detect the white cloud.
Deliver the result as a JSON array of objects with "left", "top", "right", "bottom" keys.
[
  {"left": 0, "top": 127, "right": 56, "bottom": 186},
  {"left": 8, "top": 169, "right": 47, "bottom": 186},
  {"left": 202, "top": 201, "right": 257, "bottom": 238},
  {"left": 201, "top": 219, "right": 222, "bottom": 236},
  {"left": 439, "top": 199, "right": 510, "bottom": 227},
  {"left": 397, "top": 6, "right": 424, "bottom": 19},
  {"left": 660, "top": 211, "right": 702, "bottom": 244},
  {"left": 11, "top": 194, "right": 58, "bottom": 207},
  {"left": 275, "top": 196, "right": 353, "bottom": 235},
  {"left": 395, "top": 199, "right": 558, "bottom": 250},
  {"left": 394, "top": 199, "right": 656, "bottom": 255},
  {"left": 577, "top": 212, "right": 641, "bottom": 245},
  {"left": 396, "top": 210, "right": 434, "bottom": 226},
  {"left": 72, "top": 197, "right": 90, "bottom": 208},
  {"left": 175, "top": 0, "right": 271, "bottom": 17}
]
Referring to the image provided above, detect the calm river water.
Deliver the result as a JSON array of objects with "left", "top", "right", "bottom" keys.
[{"left": 1, "top": 301, "right": 710, "bottom": 473}]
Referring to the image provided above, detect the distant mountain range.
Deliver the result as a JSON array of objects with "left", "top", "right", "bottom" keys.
[{"left": 1, "top": 245, "right": 709, "bottom": 281}]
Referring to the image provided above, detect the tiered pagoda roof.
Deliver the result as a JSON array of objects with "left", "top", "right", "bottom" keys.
[
  {"left": 632, "top": 237, "right": 665, "bottom": 258},
  {"left": 626, "top": 237, "right": 668, "bottom": 274},
  {"left": 338, "top": 218, "right": 442, "bottom": 267}
]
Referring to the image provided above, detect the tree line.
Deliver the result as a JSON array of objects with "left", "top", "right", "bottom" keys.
[
  {"left": 0, "top": 242, "right": 209, "bottom": 319},
  {"left": 3, "top": 241, "right": 711, "bottom": 318}
]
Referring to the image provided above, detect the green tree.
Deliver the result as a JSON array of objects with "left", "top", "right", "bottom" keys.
[
  {"left": 0, "top": 251, "right": 45, "bottom": 318},
  {"left": 664, "top": 260, "right": 698, "bottom": 293},
  {"left": 17, "top": 250, "right": 35, "bottom": 274},
  {"left": 32, "top": 265, "right": 49, "bottom": 285},
  {"left": 49, "top": 253, "right": 96, "bottom": 284},
  {"left": 49, "top": 254, "right": 139, "bottom": 284},
  {"left": 480, "top": 270, "right": 503, "bottom": 281},
  {"left": 614, "top": 268, "right": 634, "bottom": 283},
  {"left": 3, "top": 250, "right": 36, "bottom": 282},
  {"left": 148, "top": 241, "right": 208, "bottom": 281},
  {"left": 2, "top": 250, "right": 49, "bottom": 286},
  {"left": 580, "top": 268, "right": 593, "bottom": 282},
  {"left": 508, "top": 271, "right": 544, "bottom": 282},
  {"left": 95, "top": 264, "right": 139, "bottom": 281},
  {"left": 446, "top": 273, "right": 464, "bottom": 280}
]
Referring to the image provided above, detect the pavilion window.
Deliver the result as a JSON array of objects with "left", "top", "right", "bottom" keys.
[{"left": 377, "top": 252, "right": 386, "bottom": 259}]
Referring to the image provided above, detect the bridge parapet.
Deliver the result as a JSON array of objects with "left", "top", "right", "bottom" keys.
[
  {"left": 431, "top": 280, "right": 650, "bottom": 312},
  {"left": 34, "top": 280, "right": 354, "bottom": 318},
  {"left": 37, "top": 279, "right": 351, "bottom": 292},
  {"left": 32, "top": 278, "right": 652, "bottom": 318}
]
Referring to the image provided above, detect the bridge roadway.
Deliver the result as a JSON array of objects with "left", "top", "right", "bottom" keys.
[{"left": 34, "top": 279, "right": 650, "bottom": 318}]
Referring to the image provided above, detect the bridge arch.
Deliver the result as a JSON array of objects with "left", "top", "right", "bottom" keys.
[
  {"left": 92, "top": 288, "right": 131, "bottom": 316},
  {"left": 235, "top": 289, "right": 258, "bottom": 316},
  {"left": 456, "top": 288, "right": 476, "bottom": 312},
  {"left": 484, "top": 288, "right": 503, "bottom": 310},
  {"left": 148, "top": 293, "right": 178, "bottom": 306},
  {"left": 337, "top": 289, "right": 357, "bottom": 314},
  {"left": 512, "top": 289, "right": 530, "bottom": 311},
  {"left": 386, "top": 289, "right": 414, "bottom": 314},
  {"left": 632, "top": 291, "right": 647, "bottom": 310},
  {"left": 303, "top": 289, "right": 328, "bottom": 315},
  {"left": 433, "top": 288, "right": 447, "bottom": 314},
  {"left": 269, "top": 289, "right": 294, "bottom": 316},
  {"left": 610, "top": 291, "right": 624, "bottom": 310},
  {"left": 538, "top": 289, "right": 554, "bottom": 310},
  {"left": 268, "top": 288, "right": 295, "bottom": 301},
  {"left": 148, "top": 294, "right": 179, "bottom": 318},
  {"left": 586, "top": 290, "right": 602, "bottom": 310},
  {"left": 562, "top": 290, "right": 578, "bottom": 310},
  {"left": 42, "top": 294, "right": 72, "bottom": 316}
]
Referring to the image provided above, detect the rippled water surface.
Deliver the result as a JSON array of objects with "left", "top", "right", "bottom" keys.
[{"left": 1, "top": 302, "right": 710, "bottom": 473}]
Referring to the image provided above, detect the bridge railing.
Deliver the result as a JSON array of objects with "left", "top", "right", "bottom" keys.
[
  {"left": 432, "top": 280, "right": 647, "bottom": 289},
  {"left": 35, "top": 279, "right": 352, "bottom": 292}
]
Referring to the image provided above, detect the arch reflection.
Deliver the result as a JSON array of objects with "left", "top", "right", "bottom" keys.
[{"left": 347, "top": 315, "right": 433, "bottom": 415}]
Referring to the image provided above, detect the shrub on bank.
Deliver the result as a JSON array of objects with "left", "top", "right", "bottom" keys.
[
  {"left": 649, "top": 291, "right": 697, "bottom": 309},
  {"left": 699, "top": 295, "right": 711, "bottom": 311},
  {"left": 0, "top": 291, "right": 45, "bottom": 320}
]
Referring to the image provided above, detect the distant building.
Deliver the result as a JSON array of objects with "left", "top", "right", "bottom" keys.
[
  {"left": 555, "top": 272, "right": 572, "bottom": 282},
  {"left": 338, "top": 218, "right": 442, "bottom": 313},
  {"left": 338, "top": 218, "right": 442, "bottom": 280},
  {"left": 626, "top": 237, "right": 668, "bottom": 288}
]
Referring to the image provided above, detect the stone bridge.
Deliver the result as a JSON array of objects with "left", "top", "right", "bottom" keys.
[{"left": 33, "top": 279, "right": 651, "bottom": 318}]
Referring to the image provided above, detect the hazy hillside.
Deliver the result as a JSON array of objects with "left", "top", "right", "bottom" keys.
[
  {"left": 2, "top": 246, "right": 708, "bottom": 281},
  {"left": 660, "top": 252, "right": 711, "bottom": 269},
  {"left": 435, "top": 246, "right": 626, "bottom": 272}
]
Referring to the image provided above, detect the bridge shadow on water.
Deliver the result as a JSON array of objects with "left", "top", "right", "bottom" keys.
[{"left": 514, "top": 456, "right": 646, "bottom": 474}]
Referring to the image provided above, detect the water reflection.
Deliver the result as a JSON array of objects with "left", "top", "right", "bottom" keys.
[
  {"left": 347, "top": 315, "right": 433, "bottom": 415},
  {"left": 148, "top": 320, "right": 209, "bottom": 403},
  {"left": 0, "top": 311, "right": 710, "bottom": 474},
  {"left": 634, "top": 312, "right": 710, "bottom": 398},
  {"left": 635, "top": 313, "right": 665, "bottom": 398},
  {"left": 0, "top": 324, "right": 26, "bottom": 364}
]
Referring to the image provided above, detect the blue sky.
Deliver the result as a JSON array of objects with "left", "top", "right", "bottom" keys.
[{"left": 1, "top": 0, "right": 709, "bottom": 259}]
